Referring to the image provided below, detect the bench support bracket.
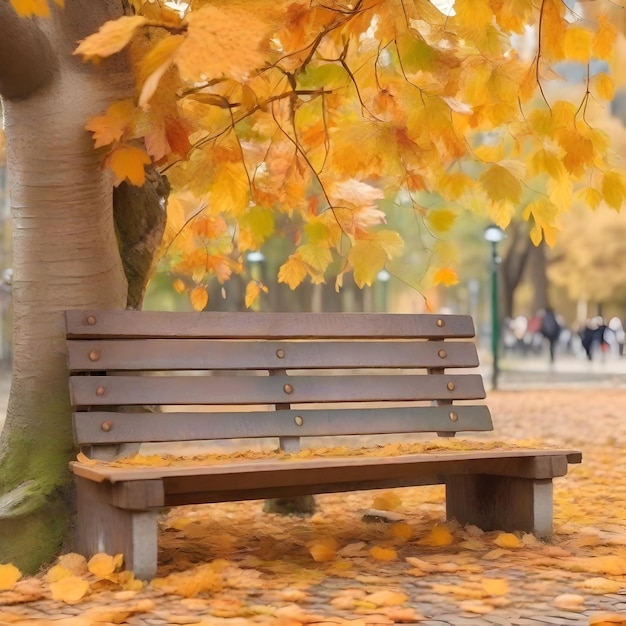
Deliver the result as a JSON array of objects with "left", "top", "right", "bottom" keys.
[{"left": 445, "top": 474, "right": 553, "bottom": 538}]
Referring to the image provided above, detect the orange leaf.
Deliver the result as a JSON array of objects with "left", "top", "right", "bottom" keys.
[
  {"left": 433, "top": 267, "right": 459, "bottom": 287},
  {"left": 85, "top": 100, "right": 135, "bottom": 149},
  {"left": 278, "top": 255, "right": 308, "bottom": 290},
  {"left": 74, "top": 15, "right": 148, "bottom": 62},
  {"left": 189, "top": 286, "right": 208, "bottom": 311},
  {"left": 417, "top": 525, "right": 454, "bottom": 547},
  {"left": 309, "top": 537, "right": 338, "bottom": 562},
  {"left": 368, "top": 546, "right": 398, "bottom": 561},
  {"left": 109, "top": 145, "right": 151, "bottom": 186},
  {"left": 494, "top": 532, "right": 522, "bottom": 549},
  {"left": 9, "top": 0, "right": 49, "bottom": 17}
]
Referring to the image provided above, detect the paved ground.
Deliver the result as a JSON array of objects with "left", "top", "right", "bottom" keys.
[{"left": 2, "top": 356, "right": 626, "bottom": 624}]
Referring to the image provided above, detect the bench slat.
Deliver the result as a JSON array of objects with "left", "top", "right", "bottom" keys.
[
  {"left": 70, "top": 449, "right": 583, "bottom": 485},
  {"left": 73, "top": 405, "right": 493, "bottom": 445},
  {"left": 65, "top": 310, "right": 476, "bottom": 339},
  {"left": 69, "top": 373, "right": 486, "bottom": 406},
  {"left": 66, "top": 339, "right": 479, "bottom": 371}
]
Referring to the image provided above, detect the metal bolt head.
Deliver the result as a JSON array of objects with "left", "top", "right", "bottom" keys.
[
  {"left": 276, "top": 349, "right": 286, "bottom": 359},
  {"left": 436, "top": 319, "right": 445, "bottom": 327},
  {"left": 438, "top": 349, "right": 447, "bottom": 359},
  {"left": 88, "top": 349, "right": 100, "bottom": 362},
  {"left": 283, "top": 383, "right": 293, "bottom": 394},
  {"left": 101, "top": 421, "right": 113, "bottom": 432},
  {"left": 86, "top": 315, "right": 97, "bottom": 326},
  {"left": 294, "top": 415, "right": 304, "bottom": 426},
  {"left": 449, "top": 411, "right": 459, "bottom": 422},
  {"left": 447, "top": 381, "right": 455, "bottom": 391},
  {"left": 95, "top": 386, "right": 105, "bottom": 397}
]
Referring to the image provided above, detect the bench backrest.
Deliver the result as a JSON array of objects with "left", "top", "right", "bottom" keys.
[{"left": 65, "top": 310, "right": 491, "bottom": 457}]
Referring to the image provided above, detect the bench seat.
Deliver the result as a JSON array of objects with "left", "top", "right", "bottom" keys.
[{"left": 65, "top": 310, "right": 581, "bottom": 579}]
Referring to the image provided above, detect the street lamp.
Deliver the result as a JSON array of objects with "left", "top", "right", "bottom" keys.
[{"left": 483, "top": 225, "right": 505, "bottom": 390}]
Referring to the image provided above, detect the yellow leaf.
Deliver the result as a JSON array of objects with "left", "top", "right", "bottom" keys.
[
  {"left": 433, "top": 267, "right": 459, "bottom": 287},
  {"left": 417, "top": 525, "right": 454, "bottom": 547},
  {"left": 576, "top": 187, "right": 602, "bottom": 211},
  {"left": 426, "top": 209, "right": 457, "bottom": 233},
  {"left": 592, "top": 73, "right": 614, "bottom": 101},
  {"left": 576, "top": 577, "right": 623, "bottom": 594},
  {"left": 368, "top": 546, "right": 398, "bottom": 561},
  {"left": 348, "top": 241, "right": 386, "bottom": 288},
  {"left": 493, "top": 532, "right": 522, "bottom": 548},
  {"left": 109, "top": 145, "right": 151, "bottom": 186},
  {"left": 76, "top": 451, "right": 98, "bottom": 467},
  {"left": 189, "top": 285, "right": 208, "bottom": 311},
  {"left": 85, "top": 100, "right": 135, "bottom": 149},
  {"left": 210, "top": 161, "right": 250, "bottom": 216},
  {"left": 564, "top": 26, "right": 592, "bottom": 64},
  {"left": 74, "top": 16, "right": 148, "bottom": 62},
  {"left": 9, "top": 0, "right": 49, "bottom": 17},
  {"left": 481, "top": 578, "right": 509, "bottom": 596},
  {"left": 0, "top": 564, "right": 21, "bottom": 590},
  {"left": 592, "top": 14, "right": 617, "bottom": 60},
  {"left": 372, "top": 491, "right": 402, "bottom": 511},
  {"left": 453, "top": 0, "right": 492, "bottom": 28},
  {"left": 479, "top": 165, "right": 522, "bottom": 204},
  {"left": 49, "top": 576, "right": 90, "bottom": 604},
  {"left": 88, "top": 553, "right": 123, "bottom": 578},
  {"left": 602, "top": 172, "right": 626, "bottom": 211},
  {"left": 530, "top": 149, "right": 564, "bottom": 180},
  {"left": 278, "top": 255, "right": 308, "bottom": 290},
  {"left": 45, "top": 565, "right": 73, "bottom": 583}
]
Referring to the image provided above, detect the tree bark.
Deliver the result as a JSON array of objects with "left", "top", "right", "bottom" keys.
[{"left": 0, "top": 0, "right": 133, "bottom": 572}]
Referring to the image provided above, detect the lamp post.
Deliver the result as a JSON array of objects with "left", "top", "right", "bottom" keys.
[{"left": 483, "top": 225, "right": 505, "bottom": 390}]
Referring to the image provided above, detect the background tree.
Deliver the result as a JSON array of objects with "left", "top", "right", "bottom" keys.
[{"left": 1, "top": 0, "right": 625, "bottom": 573}]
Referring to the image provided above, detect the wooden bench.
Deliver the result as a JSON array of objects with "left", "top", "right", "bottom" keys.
[{"left": 66, "top": 310, "right": 581, "bottom": 579}]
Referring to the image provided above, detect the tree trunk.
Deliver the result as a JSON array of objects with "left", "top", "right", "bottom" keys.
[{"left": 0, "top": 0, "right": 133, "bottom": 573}]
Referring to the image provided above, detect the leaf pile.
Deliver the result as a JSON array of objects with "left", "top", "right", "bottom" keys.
[{"left": 3, "top": 388, "right": 626, "bottom": 624}]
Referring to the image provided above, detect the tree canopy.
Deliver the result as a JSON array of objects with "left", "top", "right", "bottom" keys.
[{"left": 9, "top": 0, "right": 626, "bottom": 310}]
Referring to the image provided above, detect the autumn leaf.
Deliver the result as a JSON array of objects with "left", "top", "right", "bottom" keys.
[
  {"left": 189, "top": 285, "right": 208, "bottom": 311},
  {"left": 108, "top": 145, "right": 152, "bottom": 186},
  {"left": 592, "top": 73, "right": 615, "bottom": 102},
  {"left": 278, "top": 255, "right": 309, "bottom": 290},
  {"left": 368, "top": 546, "right": 398, "bottom": 561},
  {"left": 9, "top": 0, "right": 50, "bottom": 17},
  {"left": 479, "top": 164, "right": 523, "bottom": 204},
  {"left": 494, "top": 532, "right": 522, "bottom": 549},
  {"left": 417, "top": 525, "right": 454, "bottom": 547},
  {"left": 309, "top": 537, "right": 338, "bottom": 562},
  {"left": 88, "top": 553, "right": 124, "bottom": 579},
  {"left": 175, "top": 5, "right": 269, "bottom": 82},
  {"left": 432, "top": 267, "right": 459, "bottom": 287},
  {"left": 74, "top": 15, "right": 148, "bottom": 62},
  {"left": 85, "top": 100, "right": 135, "bottom": 149},
  {"left": 563, "top": 26, "right": 592, "bottom": 64},
  {"left": 0, "top": 564, "right": 21, "bottom": 590},
  {"left": 49, "top": 576, "right": 90, "bottom": 604},
  {"left": 426, "top": 209, "right": 457, "bottom": 233}
]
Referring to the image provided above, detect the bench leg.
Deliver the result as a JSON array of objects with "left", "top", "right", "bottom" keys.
[
  {"left": 74, "top": 477, "right": 159, "bottom": 580},
  {"left": 445, "top": 475, "right": 553, "bottom": 538}
]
